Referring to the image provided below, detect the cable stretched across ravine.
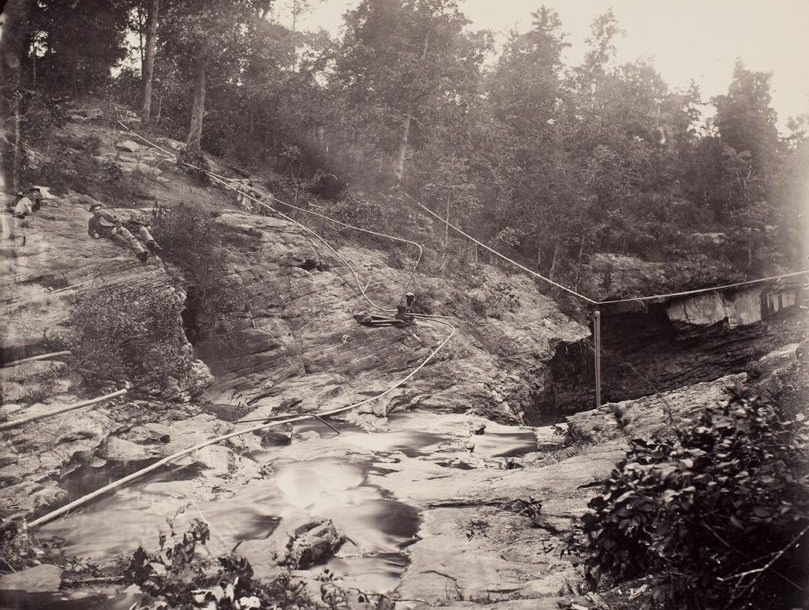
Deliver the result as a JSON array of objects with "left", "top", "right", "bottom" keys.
[
  {"left": 21, "top": 122, "right": 459, "bottom": 530},
  {"left": 409, "top": 194, "right": 809, "bottom": 307},
  {"left": 116, "top": 119, "right": 429, "bottom": 314}
]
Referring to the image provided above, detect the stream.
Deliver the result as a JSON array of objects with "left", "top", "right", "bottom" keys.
[{"left": 40, "top": 411, "right": 540, "bottom": 595}]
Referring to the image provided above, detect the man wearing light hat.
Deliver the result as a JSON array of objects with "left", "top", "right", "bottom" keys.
[{"left": 87, "top": 203, "right": 154, "bottom": 263}]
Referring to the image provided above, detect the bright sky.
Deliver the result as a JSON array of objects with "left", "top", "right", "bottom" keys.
[{"left": 280, "top": 0, "right": 809, "bottom": 129}]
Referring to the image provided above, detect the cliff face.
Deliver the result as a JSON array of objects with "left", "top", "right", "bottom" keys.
[
  {"left": 192, "top": 210, "right": 588, "bottom": 424},
  {"left": 0, "top": 118, "right": 588, "bottom": 520},
  {"left": 545, "top": 284, "right": 808, "bottom": 417}
]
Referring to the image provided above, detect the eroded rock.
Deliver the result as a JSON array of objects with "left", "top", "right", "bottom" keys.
[
  {"left": 278, "top": 519, "right": 345, "bottom": 569},
  {"left": 0, "top": 564, "right": 62, "bottom": 592}
]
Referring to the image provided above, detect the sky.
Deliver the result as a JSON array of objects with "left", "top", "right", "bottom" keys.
[{"left": 277, "top": 0, "right": 809, "bottom": 130}]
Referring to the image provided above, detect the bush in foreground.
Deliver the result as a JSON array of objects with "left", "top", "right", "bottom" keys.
[
  {"left": 70, "top": 282, "right": 194, "bottom": 391},
  {"left": 582, "top": 386, "right": 809, "bottom": 608}
]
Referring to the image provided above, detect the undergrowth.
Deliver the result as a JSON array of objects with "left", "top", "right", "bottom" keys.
[
  {"left": 68, "top": 282, "right": 194, "bottom": 392},
  {"left": 151, "top": 202, "right": 248, "bottom": 318},
  {"left": 580, "top": 384, "right": 809, "bottom": 609}
]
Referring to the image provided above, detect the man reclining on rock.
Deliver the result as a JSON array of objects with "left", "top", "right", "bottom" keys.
[
  {"left": 87, "top": 203, "right": 162, "bottom": 262},
  {"left": 353, "top": 311, "right": 413, "bottom": 328},
  {"left": 10, "top": 187, "right": 42, "bottom": 218}
]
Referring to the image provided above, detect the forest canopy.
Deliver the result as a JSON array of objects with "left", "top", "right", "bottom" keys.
[{"left": 3, "top": 0, "right": 808, "bottom": 290}]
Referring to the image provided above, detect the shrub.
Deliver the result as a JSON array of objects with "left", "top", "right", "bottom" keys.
[
  {"left": 124, "top": 520, "right": 316, "bottom": 610},
  {"left": 69, "top": 282, "right": 194, "bottom": 391},
  {"left": 582, "top": 386, "right": 809, "bottom": 609},
  {"left": 329, "top": 192, "right": 383, "bottom": 232},
  {"left": 151, "top": 203, "right": 247, "bottom": 317},
  {"left": 177, "top": 147, "right": 211, "bottom": 185}
]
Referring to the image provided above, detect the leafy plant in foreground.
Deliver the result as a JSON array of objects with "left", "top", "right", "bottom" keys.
[
  {"left": 582, "top": 386, "right": 809, "bottom": 608},
  {"left": 69, "top": 282, "right": 194, "bottom": 391}
]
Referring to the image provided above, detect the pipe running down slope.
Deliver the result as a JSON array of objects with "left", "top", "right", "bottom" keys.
[{"left": 26, "top": 122, "right": 457, "bottom": 529}]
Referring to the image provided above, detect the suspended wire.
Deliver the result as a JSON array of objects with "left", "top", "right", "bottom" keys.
[{"left": 406, "top": 194, "right": 809, "bottom": 307}]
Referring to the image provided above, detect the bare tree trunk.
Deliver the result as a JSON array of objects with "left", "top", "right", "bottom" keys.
[
  {"left": 394, "top": 106, "right": 412, "bottom": 184},
  {"left": 438, "top": 195, "right": 451, "bottom": 271},
  {"left": 155, "top": 95, "right": 162, "bottom": 126},
  {"left": 141, "top": 0, "right": 159, "bottom": 125},
  {"left": 186, "top": 43, "right": 209, "bottom": 154},
  {"left": 12, "top": 92, "right": 22, "bottom": 193},
  {"left": 549, "top": 239, "right": 559, "bottom": 280},
  {"left": 394, "top": 31, "right": 430, "bottom": 183},
  {"left": 0, "top": 1, "right": 29, "bottom": 193},
  {"left": 137, "top": 4, "right": 145, "bottom": 68},
  {"left": 574, "top": 235, "right": 586, "bottom": 290}
]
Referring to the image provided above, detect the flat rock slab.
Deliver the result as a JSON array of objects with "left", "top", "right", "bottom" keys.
[{"left": 0, "top": 564, "right": 62, "bottom": 592}]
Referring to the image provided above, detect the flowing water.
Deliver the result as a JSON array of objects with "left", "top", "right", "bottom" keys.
[{"left": 40, "top": 411, "right": 538, "bottom": 594}]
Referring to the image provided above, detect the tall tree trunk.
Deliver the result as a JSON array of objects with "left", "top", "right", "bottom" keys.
[
  {"left": 137, "top": 5, "right": 144, "bottom": 67},
  {"left": 186, "top": 43, "right": 209, "bottom": 154},
  {"left": 0, "top": 0, "right": 29, "bottom": 194},
  {"left": 439, "top": 195, "right": 450, "bottom": 271},
  {"left": 12, "top": 91, "right": 22, "bottom": 193},
  {"left": 394, "top": 106, "right": 412, "bottom": 184},
  {"left": 394, "top": 30, "right": 430, "bottom": 184},
  {"left": 548, "top": 239, "right": 559, "bottom": 280},
  {"left": 141, "top": 0, "right": 159, "bottom": 125},
  {"left": 574, "top": 235, "right": 586, "bottom": 290}
]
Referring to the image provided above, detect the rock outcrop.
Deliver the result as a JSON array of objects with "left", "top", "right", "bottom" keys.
[{"left": 195, "top": 210, "right": 588, "bottom": 424}]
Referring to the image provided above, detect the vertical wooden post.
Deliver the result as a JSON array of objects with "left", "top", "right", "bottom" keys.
[{"left": 594, "top": 309, "right": 602, "bottom": 409}]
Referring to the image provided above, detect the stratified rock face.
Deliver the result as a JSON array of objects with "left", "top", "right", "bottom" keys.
[
  {"left": 195, "top": 211, "right": 588, "bottom": 423},
  {"left": 664, "top": 285, "right": 794, "bottom": 329},
  {"left": 545, "top": 284, "right": 808, "bottom": 418}
]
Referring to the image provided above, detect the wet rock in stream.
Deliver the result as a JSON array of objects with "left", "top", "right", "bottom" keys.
[{"left": 277, "top": 519, "right": 346, "bottom": 569}]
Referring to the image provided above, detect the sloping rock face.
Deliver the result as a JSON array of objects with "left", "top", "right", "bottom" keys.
[
  {"left": 196, "top": 211, "right": 588, "bottom": 424},
  {"left": 545, "top": 286, "right": 809, "bottom": 418},
  {"left": 0, "top": 118, "right": 587, "bottom": 524}
]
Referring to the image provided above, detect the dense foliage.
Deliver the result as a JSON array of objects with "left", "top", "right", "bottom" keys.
[
  {"left": 150, "top": 202, "right": 249, "bottom": 317},
  {"left": 69, "top": 282, "right": 194, "bottom": 391},
  {"left": 123, "top": 519, "right": 314, "bottom": 610},
  {"left": 582, "top": 387, "right": 809, "bottom": 608},
  {"left": 4, "top": 0, "right": 808, "bottom": 290}
]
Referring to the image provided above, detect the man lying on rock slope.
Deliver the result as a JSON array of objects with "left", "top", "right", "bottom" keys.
[{"left": 87, "top": 203, "right": 162, "bottom": 262}]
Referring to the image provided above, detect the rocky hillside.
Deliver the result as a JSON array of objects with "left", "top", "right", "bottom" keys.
[
  {"left": 1, "top": 113, "right": 807, "bottom": 610},
  {"left": 0, "top": 114, "right": 587, "bottom": 519}
]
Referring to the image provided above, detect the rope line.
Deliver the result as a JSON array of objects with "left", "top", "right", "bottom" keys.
[
  {"left": 409, "top": 195, "right": 599, "bottom": 304},
  {"left": 116, "top": 120, "right": 424, "bottom": 313},
  {"left": 597, "top": 270, "right": 809, "bottom": 304},
  {"left": 1, "top": 350, "right": 71, "bottom": 369},
  {"left": 407, "top": 194, "right": 809, "bottom": 307},
  {"left": 21, "top": 121, "right": 458, "bottom": 530}
]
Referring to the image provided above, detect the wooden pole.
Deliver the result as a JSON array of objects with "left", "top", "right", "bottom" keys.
[
  {"left": 0, "top": 389, "right": 127, "bottom": 431},
  {"left": 594, "top": 309, "right": 602, "bottom": 409},
  {"left": 1, "top": 351, "right": 71, "bottom": 369}
]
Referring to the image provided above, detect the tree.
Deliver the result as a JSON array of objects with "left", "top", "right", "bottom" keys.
[
  {"left": 160, "top": 0, "right": 273, "bottom": 154},
  {"left": 484, "top": 8, "right": 572, "bottom": 269},
  {"left": 141, "top": 0, "right": 160, "bottom": 125},
  {"left": 25, "top": 0, "right": 132, "bottom": 95},
  {"left": 713, "top": 60, "right": 779, "bottom": 179},
  {"left": 330, "top": 0, "right": 487, "bottom": 184}
]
